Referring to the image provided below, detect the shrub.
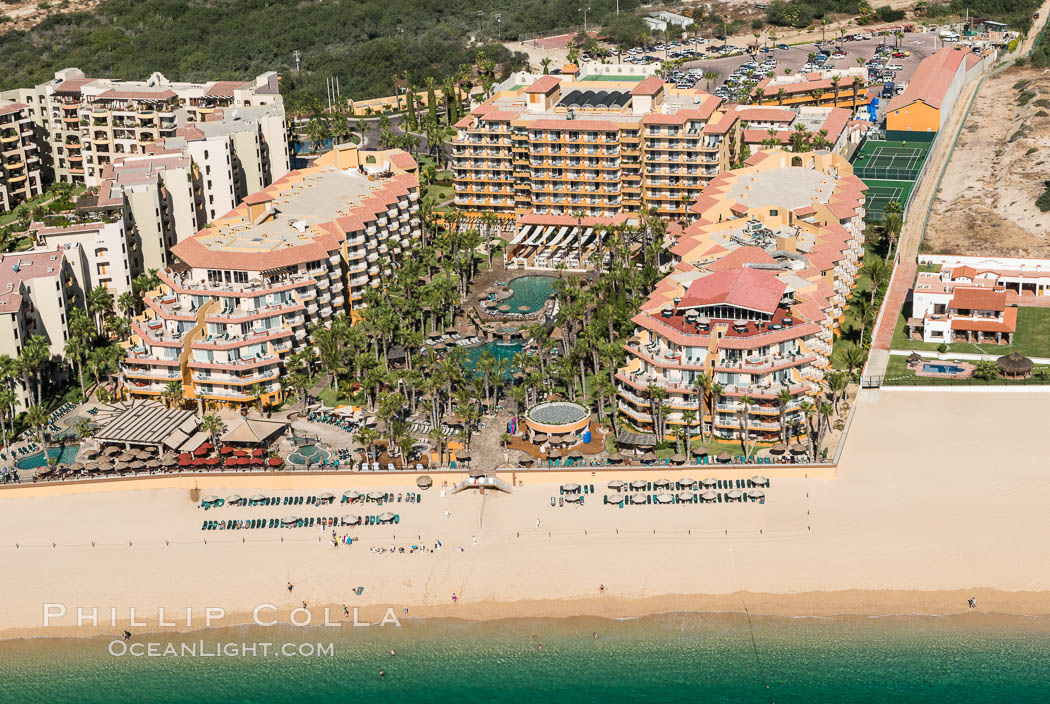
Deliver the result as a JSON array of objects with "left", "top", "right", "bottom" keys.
[
  {"left": 1037, "top": 183, "right": 1050, "bottom": 213},
  {"left": 1037, "top": 110, "right": 1049, "bottom": 117},
  {"left": 972, "top": 360, "right": 1000, "bottom": 381},
  {"left": 1013, "top": 79, "right": 1030, "bottom": 90},
  {"left": 1034, "top": 98, "right": 1050, "bottom": 108},
  {"left": 936, "top": 343, "right": 948, "bottom": 354},
  {"left": 1017, "top": 90, "right": 1036, "bottom": 106}
]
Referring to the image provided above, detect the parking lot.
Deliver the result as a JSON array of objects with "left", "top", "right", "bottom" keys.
[{"left": 672, "top": 32, "right": 942, "bottom": 114}]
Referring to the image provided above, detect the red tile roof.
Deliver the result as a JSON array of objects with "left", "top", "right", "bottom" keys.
[
  {"left": 204, "top": 81, "right": 248, "bottom": 98},
  {"left": 949, "top": 287, "right": 1007, "bottom": 312},
  {"left": 705, "top": 246, "right": 777, "bottom": 272},
  {"left": 0, "top": 102, "right": 27, "bottom": 117},
  {"left": 527, "top": 119, "right": 619, "bottom": 131},
  {"left": 630, "top": 77, "right": 665, "bottom": 96},
  {"left": 679, "top": 268, "right": 786, "bottom": 314},
  {"left": 525, "top": 76, "right": 562, "bottom": 94},
  {"left": 96, "top": 89, "right": 177, "bottom": 101},
  {"left": 950, "top": 307, "right": 1016, "bottom": 332},
  {"left": 951, "top": 265, "right": 977, "bottom": 279}
]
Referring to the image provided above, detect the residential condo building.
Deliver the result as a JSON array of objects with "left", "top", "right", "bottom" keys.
[
  {"left": 0, "top": 102, "right": 44, "bottom": 212},
  {"left": 616, "top": 150, "right": 867, "bottom": 443},
  {"left": 121, "top": 144, "right": 420, "bottom": 409}
]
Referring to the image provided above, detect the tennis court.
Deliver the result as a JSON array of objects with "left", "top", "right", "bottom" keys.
[
  {"left": 579, "top": 75, "right": 648, "bottom": 82},
  {"left": 863, "top": 179, "right": 915, "bottom": 220},
  {"left": 852, "top": 139, "right": 931, "bottom": 180}
]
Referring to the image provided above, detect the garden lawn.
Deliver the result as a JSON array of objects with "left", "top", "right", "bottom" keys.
[
  {"left": 890, "top": 307, "right": 1050, "bottom": 358},
  {"left": 882, "top": 354, "right": 1050, "bottom": 385}
]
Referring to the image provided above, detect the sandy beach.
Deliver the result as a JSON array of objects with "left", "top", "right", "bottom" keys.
[{"left": 2, "top": 389, "right": 1049, "bottom": 640}]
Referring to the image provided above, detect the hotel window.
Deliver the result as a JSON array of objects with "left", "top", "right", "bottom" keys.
[
  {"left": 207, "top": 269, "right": 223, "bottom": 284},
  {"left": 232, "top": 271, "right": 248, "bottom": 284}
]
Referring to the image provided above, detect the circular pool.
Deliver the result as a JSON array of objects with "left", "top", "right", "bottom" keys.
[
  {"left": 288, "top": 444, "right": 331, "bottom": 466},
  {"left": 524, "top": 401, "right": 590, "bottom": 441}
]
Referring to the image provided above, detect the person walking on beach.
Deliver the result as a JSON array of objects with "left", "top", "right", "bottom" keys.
[
  {"left": 599, "top": 584, "right": 605, "bottom": 594},
  {"left": 343, "top": 605, "right": 350, "bottom": 617},
  {"left": 536, "top": 519, "right": 541, "bottom": 528},
  {"left": 452, "top": 593, "right": 458, "bottom": 603},
  {"left": 287, "top": 582, "right": 294, "bottom": 594}
]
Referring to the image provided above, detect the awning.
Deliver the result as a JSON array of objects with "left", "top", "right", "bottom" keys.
[{"left": 221, "top": 417, "right": 288, "bottom": 444}]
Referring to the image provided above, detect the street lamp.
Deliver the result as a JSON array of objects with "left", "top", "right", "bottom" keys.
[
  {"left": 496, "top": 13, "right": 501, "bottom": 41},
  {"left": 579, "top": 7, "right": 590, "bottom": 35}
]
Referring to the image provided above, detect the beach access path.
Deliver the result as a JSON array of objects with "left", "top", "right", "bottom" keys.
[{"left": 1, "top": 390, "right": 1049, "bottom": 638}]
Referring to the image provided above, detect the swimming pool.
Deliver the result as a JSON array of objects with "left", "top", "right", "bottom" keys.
[
  {"left": 921, "top": 363, "right": 965, "bottom": 375},
  {"left": 15, "top": 444, "right": 80, "bottom": 470},
  {"left": 503, "top": 276, "right": 556, "bottom": 314},
  {"left": 288, "top": 444, "right": 331, "bottom": 466},
  {"left": 464, "top": 341, "right": 523, "bottom": 379}
]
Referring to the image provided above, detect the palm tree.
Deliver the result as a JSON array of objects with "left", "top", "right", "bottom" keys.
[
  {"left": 86, "top": 286, "right": 114, "bottom": 337},
  {"left": 540, "top": 57, "right": 552, "bottom": 75},
  {"left": 200, "top": 413, "right": 225, "bottom": 453},
  {"left": 739, "top": 394, "right": 755, "bottom": 460},
  {"left": 117, "top": 291, "right": 138, "bottom": 319},
  {"left": 25, "top": 404, "right": 49, "bottom": 450},
  {"left": 840, "top": 342, "right": 867, "bottom": 379},
  {"left": 703, "top": 70, "right": 718, "bottom": 91},
  {"left": 826, "top": 371, "right": 849, "bottom": 414},
  {"left": 865, "top": 257, "right": 889, "bottom": 305},
  {"left": 163, "top": 379, "right": 183, "bottom": 409},
  {"left": 776, "top": 388, "right": 792, "bottom": 444},
  {"left": 0, "top": 387, "right": 15, "bottom": 458},
  {"left": 830, "top": 75, "right": 841, "bottom": 107},
  {"left": 356, "top": 426, "right": 380, "bottom": 466},
  {"left": 776, "top": 87, "right": 787, "bottom": 106},
  {"left": 851, "top": 76, "right": 865, "bottom": 110},
  {"left": 18, "top": 336, "right": 49, "bottom": 406},
  {"left": 854, "top": 297, "right": 876, "bottom": 348}
]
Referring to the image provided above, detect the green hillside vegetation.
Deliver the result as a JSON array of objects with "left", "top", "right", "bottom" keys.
[{"left": 0, "top": 0, "right": 639, "bottom": 106}]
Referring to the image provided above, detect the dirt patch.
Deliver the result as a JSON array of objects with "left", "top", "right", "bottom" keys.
[
  {"left": 925, "top": 65, "right": 1050, "bottom": 257},
  {"left": 1, "top": 0, "right": 106, "bottom": 32}
]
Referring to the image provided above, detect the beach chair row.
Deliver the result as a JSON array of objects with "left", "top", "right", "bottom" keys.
[{"left": 200, "top": 514, "right": 400, "bottom": 530}]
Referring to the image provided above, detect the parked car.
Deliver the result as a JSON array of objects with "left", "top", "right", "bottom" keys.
[
  {"left": 778, "top": 43, "right": 790, "bottom": 50},
  {"left": 886, "top": 62, "right": 903, "bottom": 71}
]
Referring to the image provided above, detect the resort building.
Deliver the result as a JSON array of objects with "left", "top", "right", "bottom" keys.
[
  {"left": 615, "top": 149, "right": 867, "bottom": 442},
  {"left": 726, "top": 105, "right": 856, "bottom": 156},
  {"left": 450, "top": 75, "right": 740, "bottom": 220},
  {"left": 121, "top": 144, "right": 420, "bottom": 409},
  {"left": 29, "top": 206, "right": 134, "bottom": 296},
  {"left": 0, "top": 247, "right": 85, "bottom": 411},
  {"left": 906, "top": 264, "right": 1029, "bottom": 345},
  {"left": 885, "top": 47, "right": 985, "bottom": 135},
  {"left": 0, "top": 67, "right": 285, "bottom": 187},
  {"left": 751, "top": 68, "right": 869, "bottom": 108},
  {"left": 0, "top": 102, "right": 44, "bottom": 213}
]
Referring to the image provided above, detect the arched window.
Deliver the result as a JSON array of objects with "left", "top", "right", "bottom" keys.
[{"left": 791, "top": 156, "right": 802, "bottom": 167}]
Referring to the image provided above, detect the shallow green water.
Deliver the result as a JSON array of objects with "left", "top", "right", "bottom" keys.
[
  {"left": 464, "top": 341, "right": 522, "bottom": 379},
  {"left": 15, "top": 444, "right": 79, "bottom": 470},
  {"left": 4, "top": 613, "right": 1050, "bottom": 703}
]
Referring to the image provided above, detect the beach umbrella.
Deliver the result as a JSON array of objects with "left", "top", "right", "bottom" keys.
[
  {"left": 769, "top": 443, "right": 788, "bottom": 455},
  {"left": 282, "top": 516, "right": 299, "bottom": 525},
  {"left": 135, "top": 449, "right": 152, "bottom": 459},
  {"left": 748, "top": 489, "right": 765, "bottom": 500},
  {"left": 36, "top": 466, "right": 54, "bottom": 476},
  {"left": 604, "top": 496, "right": 622, "bottom": 506},
  {"left": 750, "top": 475, "right": 769, "bottom": 487},
  {"left": 161, "top": 454, "right": 177, "bottom": 467},
  {"left": 194, "top": 444, "right": 209, "bottom": 456},
  {"left": 319, "top": 492, "right": 335, "bottom": 501},
  {"left": 113, "top": 461, "right": 130, "bottom": 472},
  {"left": 268, "top": 457, "right": 283, "bottom": 467},
  {"left": 252, "top": 448, "right": 264, "bottom": 457},
  {"left": 146, "top": 460, "right": 161, "bottom": 470},
  {"left": 227, "top": 494, "right": 243, "bottom": 505},
  {"left": 701, "top": 478, "right": 717, "bottom": 488},
  {"left": 605, "top": 455, "right": 623, "bottom": 465},
  {"left": 567, "top": 450, "right": 584, "bottom": 460},
  {"left": 677, "top": 478, "right": 697, "bottom": 488},
  {"left": 117, "top": 452, "right": 135, "bottom": 462},
  {"left": 716, "top": 451, "right": 733, "bottom": 463},
  {"left": 561, "top": 483, "right": 581, "bottom": 493},
  {"left": 221, "top": 446, "right": 235, "bottom": 455},
  {"left": 670, "top": 453, "right": 687, "bottom": 464},
  {"left": 789, "top": 444, "right": 807, "bottom": 455},
  {"left": 564, "top": 494, "right": 583, "bottom": 503},
  {"left": 83, "top": 461, "right": 99, "bottom": 472},
  {"left": 341, "top": 515, "right": 361, "bottom": 526},
  {"left": 456, "top": 454, "right": 471, "bottom": 463},
  {"left": 366, "top": 491, "right": 385, "bottom": 500},
  {"left": 469, "top": 469, "right": 486, "bottom": 478},
  {"left": 677, "top": 491, "right": 695, "bottom": 503},
  {"left": 630, "top": 493, "right": 647, "bottom": 505},
  {"left": 655, "top": 492, "right": 674, "bottom": 504},
  {"left": 653, "top": 478, "right": 671, "bottom": 487},
  {"left": 531, "top": 432, "right": 548, "bottom": 444},
  {"left": 630, "top": 479, "right": 648, "bottom": 490},
  {"left": 701, "top": 490, "right": 718, "bottom": 501},
  {"left": 251, "top": 494, "right": 266, "bottom": 501},
  {"left": 416, "top": 475, "right": 433, "bottom": 488},
  {"left": 726, "top": 489, "right": 743, "bottom": 500},
  {"left": 103, "top": 446, "right": 121, "bottom": 456},
  {"left": 518, "top": 457, "right": 534, "bottom": 466},
  {"left": 205, "top": 457, "right": 221, "bottom": 466},
  {"left": 607, "top": 480, "right": 624, "bottom": 490},
  {"left": 203, "top": 495, "right": 218, "bottom": 503},
  {"left": 129, "top": 459, "right": 146, "bottom": 470},
  {"left": 378, "top": 512, "right": 396, "bottom": 523},
  {"left": 100, "top": 465, "right": 116, "bottom": 474},
  {"left": 69, "top": 462, "right": 85, "bottom": 472},
  {"left": 343, "top": 490, "right": 360, "bottom": 500},
  {"left": 641, "top": 451, "right": 657, "bottom": 461},
  {"left": 81, "top": 447, "right": 100, "bottom": 459}
]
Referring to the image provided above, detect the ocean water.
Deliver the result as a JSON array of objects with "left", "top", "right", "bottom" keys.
[{"left": 3, "top": 612, "right": 1050, "bottom": 703}]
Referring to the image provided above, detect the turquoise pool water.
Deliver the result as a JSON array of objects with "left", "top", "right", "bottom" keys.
[
  {"left": 15, "top": 444, "right": 79, "bottom": 470},
  {"left": 922, "top": 363, "right": 965, "bottom": 375},
  {"left": 288, "top": 444, "right": 330, "bottom": 466},
  {"left": 503, "top": 275, "right": 556, "bottom": 313},
  {"left": 465, "top": 340, "right": 523, "bottom": 379}
]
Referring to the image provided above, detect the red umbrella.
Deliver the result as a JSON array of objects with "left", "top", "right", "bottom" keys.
[
  {"left": 192, "top": 458, "right": 206, "bottom": 467},
  {"left": 254, "top": 457, "right": 264, "bottom": 465},
  {"left": 178, "top": 452, "right": 192, "bottom": 461},
  {"left": 252, "top": 448, "right": 263, "bottom": 457},
  {"left": 268, "top": 457, "right": 283, "bottom": 467},
  {"left": 194, "top": 445, "right": 208, "bottom": 457},
  {"left": 206, "top": 457, "right": 220, "bottom": 466},
  {"left": 220, "top": 446, "right": 234, "bottom": 455}
]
